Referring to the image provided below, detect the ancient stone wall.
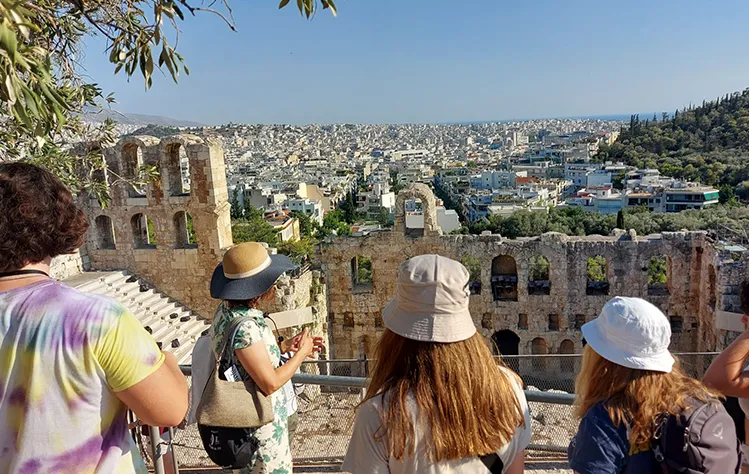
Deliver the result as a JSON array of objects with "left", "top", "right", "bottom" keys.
[
  {"left": 319, "top": 185, "right": 728, "bottom": 360},
  {"left": 50, "top": 247, "right": 90, "bottom": 280}
]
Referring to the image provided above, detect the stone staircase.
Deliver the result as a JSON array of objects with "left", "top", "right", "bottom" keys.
[{"left": 63, "top": 271, "right": 211, "bottom": 365}]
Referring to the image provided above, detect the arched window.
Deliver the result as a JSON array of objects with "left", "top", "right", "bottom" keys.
[
  {"left": 351, "top": 256, "right": 373, "bottom": 293},
  {"left": 404, "top": 198, "right": 425, "bottom": 238},
  {"left": 131, "top": 213, "right": 155, "bottom": 249},
  {"left": 173, "top": 211, "right": 197, "bottom": 248},
  {"left": 531, "top": 337, "right": 548, "bottom": 370},
  {"left": 122, "top": 143, "right": 145, "bottom": 198},
  {"left": 559, "top": 339, "right": 576, "bottom": 373},
  {"left": 586, "top": 255, "right": 609, "bottom": 295},
  {"left": 166, "top": 143, "right": 191, "bottom": 196},
  {"left": 491, "top": 255, "right": 518, "bottom": 301},
  {"left": 528, "top": 255, "right": 550, "bottom": 295},
  {"left": 647, "top": 256, "right": 669, "bottom": 295},
  {"left": 94, "top": 215, "right": 116, "bottom": 250}
]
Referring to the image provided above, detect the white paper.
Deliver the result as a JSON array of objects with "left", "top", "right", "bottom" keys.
[
  {"left": 223, "top": 365, "right": 240, "bottom": 382},
  {"left": 716, "top": 310, "right": 746, "bottom": 332}
]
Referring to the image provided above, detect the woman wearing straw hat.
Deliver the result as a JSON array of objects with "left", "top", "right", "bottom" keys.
[
  {"left": 569, "top": 297, "right": 736, "bottom": 474},
  {"left": 343, "top": 255, "right": 532, "bottom": 474},
  {"left": 209, "top": 242, "right": 324, "bottom": 474}
]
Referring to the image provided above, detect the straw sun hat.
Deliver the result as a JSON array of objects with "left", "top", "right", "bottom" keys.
[{"left": 210, "top": 242, "right": 298, "bottom": 300}]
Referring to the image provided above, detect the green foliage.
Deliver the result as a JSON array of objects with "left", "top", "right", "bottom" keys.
[
  {"left": 338, "top": 191, "right": 358, "bottom": 224},
  {"left": 318, "top": 209, "right": 351, "bottom": 237},
  {"left": 586, "top": 256, "right": 607, "bottom": 282},
  {"left": 376, "top": 207, "right": 392, "bottom": 227},
  {"left": 355, "top": 257, "right": 372, "bottom": 283},
  {"left": 277, "top": 237, "right": 316, "bottom": 264},
  {"left": 0, "top": 0, "right": 336, "bottom": 202},
  {"left": 186, "top": 213, "right": 196, "bottom": 244},
  {"left": 528, "top": 256, "right": 550, "bottom": 281},
  {"left": 648, "top": 257, "right": 667, "bottom": 285},
  {"left": 461, "top": 255, "right": 482, "bottom": 283},
  {"left": 291, "top": 210, "right": 317, "bottom": 238},
  {"left": 606, "top": 91, "right": 749, "bottom": 191},
  {"left": 146, "top": 216, "right": 156, "bottom": 244},
  {"left": 232, "top": 208, "right": 279, "bottom": 248},
  {"left": 230, "top": 188, "right": 243, "bottom": 219},
  {"left": 390, "top": 171, "right": 405, "bottom": 195}
]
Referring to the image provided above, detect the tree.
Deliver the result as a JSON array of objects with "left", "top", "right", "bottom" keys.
[
  {"left": 616, "top": 210, "right": 625, "bottom": 229},
  {"left": 230, "top": 188, "right": 243, "bottom": 219},
  {"left": 291, "top": 210, "right": 316, "bottom": 238},
  {"left": 648, "top": 257, "right": 667, "bottom": 285},
  {"left": 232, "top": 217, "right": 278, "bottom": 248},
  {"left": 278, "top": 237, "right": 316, "bottom": 264},
  {"left": 376, "top": 208, "right": 392, "bottom": 227},
  {"left": 339, "top": 191, "right": 358, "bottom": 224},
  {"left": 586, "top": 256, "right": 607, "bottom": 282},
  {"left": 1, "top": 0, "right": 338, "bottom": 203}
]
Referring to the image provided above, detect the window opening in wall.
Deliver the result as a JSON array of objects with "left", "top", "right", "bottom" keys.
[
  {"left": 122, "top": 143, "right": 146, "bottom": 198},
  {"left": 166, "top": 143, "right": 191, "bottom": 196},
  {"left": 708, "top": 265, "right": 717, "bottom": 309},
  {"left": 492, "top": 330, "right": 520, "bottom": 373},
  {"left": 548, "top": 314, "right": 560, "bottom": 331},
  {"left": 670, "top": 315, "right": 683, "bottom": 333},
  {"left": 461, "top": 255, "right": 482, "bottom": 295},
  {"left": 531, "top": 337, "right": 548, "bottom": 370},
  {"left": 174, "top": 211, "right": 197, "bottom": 248},
  {"left": 518, "top": 313, "right": 528, "bottom": 330},
  {"left": 528, "top": 255, "right": 551, "bottom": 295},
  {"left": 491, "top": 255, "right": 518, "bottom": 301},
  {"left": 131, "top": 213, "right": 156, "bottom": 249},
  {"left": 573, "top": 314, "right": 586, "bottom": 330},
  {"left": 404, "top": 198, "right": 425, "bottom": 238},
  {"left": 586, "top": 255, "right": 609, "bottom": 295},
  {"left": 647, "top": 256, "right": 669, "bottom": 296},
  {"left": 559, "top": 339, "right": 576, "bottom": 373},
  {"left": 94, "top": 215, "right": 116, "bottom": 250},
  {"left": 343, "top": 312, "right": 354, "bottom": 328},
  {"left": 351, "top": 256, "right": 373, "bottom": 293}
]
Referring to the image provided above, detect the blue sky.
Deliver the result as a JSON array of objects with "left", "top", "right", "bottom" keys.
[{"left": 81, "top": 0, "right": 749, "bottom": 125}]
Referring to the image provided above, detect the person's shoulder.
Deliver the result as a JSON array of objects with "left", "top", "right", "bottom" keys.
[{"left": 40, "top": 281, "right": 129, "bottom": 319}]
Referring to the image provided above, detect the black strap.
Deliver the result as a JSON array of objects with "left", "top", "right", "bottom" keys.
[
  {"left": 479, "top": 453, "right": 504, "bottom": 474},
  {"left": 0, "top": 269, "right": 49, "bottom": 278}
]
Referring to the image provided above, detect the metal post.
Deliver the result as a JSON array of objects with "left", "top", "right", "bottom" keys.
[
  {"left": 168, "top": 426, "right": 179, "bottom": 474},
  {"left": 149, "top": 425, "right": 166, "bottom": 474}
]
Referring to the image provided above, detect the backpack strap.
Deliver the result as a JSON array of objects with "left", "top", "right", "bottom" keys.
[
  {"left": 479, "top": 452, "right": 504, "bottom": 474},
  {"left": 652, "top": 412, "right": 670, "bottom": 474}
]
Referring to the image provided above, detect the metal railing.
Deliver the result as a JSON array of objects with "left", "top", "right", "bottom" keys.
[{"left": 140, "top": 352, "right": 717, "bottom": 472}]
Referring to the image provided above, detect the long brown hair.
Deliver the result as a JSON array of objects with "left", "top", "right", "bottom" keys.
[
  {"left": 363, "top": 329, "right": 525, "bottom": 462},
  {"left": 575, "top": 345, "right": 720, "bottom": 448}
]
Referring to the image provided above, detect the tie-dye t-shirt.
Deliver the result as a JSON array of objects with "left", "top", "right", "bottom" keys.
[{"left": 0, "top": 280, "right": 165, "bottom": 474}]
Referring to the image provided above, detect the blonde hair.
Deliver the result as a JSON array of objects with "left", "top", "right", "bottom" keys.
[
  {"left": 575, "top": 345, "right": 719, "bottom": 447},
  {"left": 363, "top": 329, "right": 525, "bottom": 462}
]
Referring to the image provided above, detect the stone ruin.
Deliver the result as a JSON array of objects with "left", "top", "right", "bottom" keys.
[
  {"left": 57, "top": 135, "right": 328, "bottom": 350},
  {"left": 318, "top": 183, "right": 748, "bottom": 375}
]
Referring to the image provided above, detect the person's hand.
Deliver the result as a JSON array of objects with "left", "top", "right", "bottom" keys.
[
  {"left": 296, "top": 328, "right": 314, "bottom": 357},
  {"left": 289, "top": 330, "right": 325, "bottom": 357}
]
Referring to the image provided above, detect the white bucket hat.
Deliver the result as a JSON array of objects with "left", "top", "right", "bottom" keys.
[
  {"left": 382, "top": 255, "right": 476, "bottom": 343},
  {"left": 582, "top": 296, "right": 675, "bottom": 373}
]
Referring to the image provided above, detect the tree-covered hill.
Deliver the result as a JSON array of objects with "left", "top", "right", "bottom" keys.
[{"left": 597, "top": 89, "right": 749, "bottom": 196}]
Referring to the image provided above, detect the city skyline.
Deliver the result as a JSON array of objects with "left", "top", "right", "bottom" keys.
[{"left": 81, "top": 0, "right": 749, "bottom": 125}]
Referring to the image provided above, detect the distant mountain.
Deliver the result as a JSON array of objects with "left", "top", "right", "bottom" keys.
[{"left": 81, "top": 106, "right": 203, "bottom": 127}]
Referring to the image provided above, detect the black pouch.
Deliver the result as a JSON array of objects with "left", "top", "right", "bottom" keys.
[{"left": 197, "top": 424, "right": 259, "bottom": 468}]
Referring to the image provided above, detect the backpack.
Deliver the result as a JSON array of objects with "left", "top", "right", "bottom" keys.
[
  {"left": 197, "top": 315, "right": 261, "bottom": 469},
  {"left": 652, "top": 398, "right": 742, "bottom": 474}
]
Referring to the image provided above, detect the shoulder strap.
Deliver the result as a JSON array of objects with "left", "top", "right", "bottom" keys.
[
  {"left": 216, "top": 314, "right": 253, "bottom": 365},
  {"left": 479, "top": 453, "right": 504, "bottom": 474}
]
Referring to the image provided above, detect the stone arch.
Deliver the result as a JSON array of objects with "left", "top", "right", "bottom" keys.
[
  {"left": 559, "top": 339, "right": 576, "bottom": 373},
  {"left": 647, "top": 255, "right": 669, "bottom": 295},
  {"left": 586, "top": 255, "right": 609, "bottom": 295},
  {"left": 528, "top": 255, "right": 551, "bottom": 295},
  {"left": 121, "top": 143, "right": 145, "bottom": 198},
  {"left": 165, "top": 142, "right": 191, "bottom": 196},
  {"left": 394, "top": 184, "right": 441, "bottom": 237},
  {"left": 173, "top": 211, "right": 197, "bottom": 248},
  {"left": 94, "top": 215, "right": 116, "bottom": 250},
  {"left": 492, "top": 330, "right": 520, "bottom": 372},
  {"left": 491, "top": 255, "right": 518, "bottom": 301},
  {"left": 131, "top": 213, "right": 155, "bottom": 249},
  {"left": 531, "top": 337, "right": 548, "bottom": 370}
]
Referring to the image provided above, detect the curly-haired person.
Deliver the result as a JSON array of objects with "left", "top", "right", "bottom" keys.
[{"left": 0, "top": 163, "right": 188, "bottom": 474}]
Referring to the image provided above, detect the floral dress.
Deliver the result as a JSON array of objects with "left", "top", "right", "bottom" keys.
[{"left": 210, "top": 303, "right": 291, "bottom": 474}]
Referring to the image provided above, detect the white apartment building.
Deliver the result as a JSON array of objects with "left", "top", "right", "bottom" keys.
[
  {"left": 284, "top": 198, "right": 324, "bottom": 226},
  {"left": 586, "top": 170, "right": 613, "bottom": 187},
  {"left": 405, "top": 207, "right": 461, "bottom": 234},
  {"left": 392, "top": 149, "right": 429, "bottom": 161}
]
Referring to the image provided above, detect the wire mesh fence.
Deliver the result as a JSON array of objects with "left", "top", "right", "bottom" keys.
[{"left": 140, "top": 353, "right": 718, "bottom": 468}]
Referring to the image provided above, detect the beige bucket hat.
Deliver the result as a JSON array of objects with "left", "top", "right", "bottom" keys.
[{"left": 382, "top": 255, "right": 476, "bottom": 343}]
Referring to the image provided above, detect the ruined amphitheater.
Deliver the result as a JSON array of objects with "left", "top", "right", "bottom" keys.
[{"left": 48, "top": 138, "right": 747, "bottom": 470}]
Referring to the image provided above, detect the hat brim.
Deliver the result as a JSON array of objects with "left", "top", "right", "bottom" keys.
[
  {"left": 210, "top": 254, "right": 298, "bottom": 300},
  {"left": 581, "top": 319, "right": 675, "bottom": 373},
  {"left": 381, "top": 298, "right": 477, "bottom": 343}
]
